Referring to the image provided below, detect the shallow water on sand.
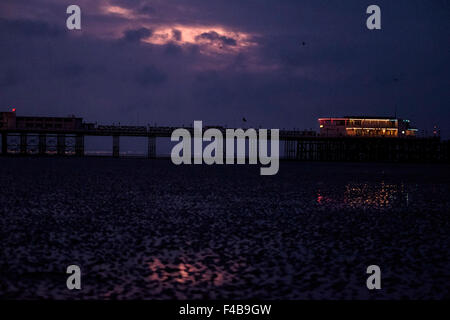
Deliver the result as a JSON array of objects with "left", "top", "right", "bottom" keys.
[{"left": 0, "top": 158, "right": 449, "bottom": 299}]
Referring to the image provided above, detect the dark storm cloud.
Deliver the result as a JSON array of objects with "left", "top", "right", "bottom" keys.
[
  {"left": 172, "top": 29, "right": 182, "bottom": 41},
  {"left": 140, "top": 5, "right": 156, "bottom": 15},
  {"left": 0, "top": 18, "right": 61, "bottom": 37},
  {"left": 164, "top": 43, "right": 182, "bottom": 55},
  {"left": 135, "top": 66, "right": 167, "bottom": 86},
  {"left": 123, "top": 27, "right": 153, "bottom": 42},
  {"left": 195, "top": 31, "right": 237, "bottom": 46}
]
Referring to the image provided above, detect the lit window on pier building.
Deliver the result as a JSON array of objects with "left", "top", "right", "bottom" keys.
[{"left": 318, "top": 117, "right": 417, "bottom": 138}]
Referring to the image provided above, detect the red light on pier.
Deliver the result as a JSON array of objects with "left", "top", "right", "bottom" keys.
[{"left": 12, "top": 108, "right": 16, "bottom": 112}]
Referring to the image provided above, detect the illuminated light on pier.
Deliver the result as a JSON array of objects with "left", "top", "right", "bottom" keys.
[{"left": 318, "top": 116, "right": 417, "bottom": 138}]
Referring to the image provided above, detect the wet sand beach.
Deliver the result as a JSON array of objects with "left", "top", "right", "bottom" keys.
[{"left": 0, "top": 157, "right": 449, "bottom": 299}]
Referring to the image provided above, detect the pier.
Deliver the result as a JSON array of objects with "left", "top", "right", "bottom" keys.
[
  {"left": 0, "top": 125, "right": 448, "bottom": 163},
  {"left": 0, "top": 111, "right": 448, "bottom": 162}
]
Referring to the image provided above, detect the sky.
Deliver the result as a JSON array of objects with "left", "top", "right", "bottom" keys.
[{"left": 0, "top": 0, "right": 449, "bottom": 136}]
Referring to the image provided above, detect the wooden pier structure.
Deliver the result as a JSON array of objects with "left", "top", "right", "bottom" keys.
[
  {"left": 283, "top": 136, "right": 449, "bottom": 163},
  {"left": 0, "top": 126, "right": 448, "bottom": 163}
]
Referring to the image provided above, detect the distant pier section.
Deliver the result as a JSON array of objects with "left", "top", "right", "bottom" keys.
[{"left": 0, "top": 110, "right": 448, "bottom": 162}]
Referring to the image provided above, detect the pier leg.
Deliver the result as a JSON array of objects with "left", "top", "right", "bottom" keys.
[
  {"left": 296, "top": 140, "right": 302, "bottom": 160},
  {"left": 289, "top": 140, "right": 292, "bottom": 159},
  {"left": 286, "top": 140, "right": 295, "bottom": 159},
  {"left": 75, "top": 134, "right": 84, "bottom": 156},
  {"left": 291, "top": 141, "right": 295, "bottom": 159},
  {"left": 287, "top": 140, "right": 290, "bottom": 159},
  {"left": 147, "top": 136, "right": 156, "bottom": 158},
  {"left": 1, "top": 133, "right": 7, "bottom": 155},
  {"left": 39, "top": 133, "right": 46, "bottom": 155},
  {"left": 20, "top": 133, "right": 27, "bottom": 155},
  {"left": 284, "top": 140, "right": 288, "bottom": 159},
  {"left": 57, "top": 134, "right": 66, "bottom": 156},
  {"left": 286, "top": 140, "right": 290, "bottom": 159},
  {"left": 113, "top": 135, "right": 120, "bottom": 157}
]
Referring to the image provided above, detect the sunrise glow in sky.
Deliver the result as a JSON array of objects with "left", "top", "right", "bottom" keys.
[{"left": 101, "top": 3, "right": 257, "bottom": 55}]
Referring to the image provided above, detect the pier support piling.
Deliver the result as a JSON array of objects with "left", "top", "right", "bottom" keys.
[
  {"left": 147, "top": 136, "right": 156, "bottom": 158},
  {"left": 113, "top": 135, "right": 120, "bottom": 157},
  {"left": 38, "top": 133, "right": 46, "bottom": 155},
  {"left": 20, "top": 133, "right": 27, "bottom": 155},
  {"left": 75, "top": 134, "right": 84, "bottom": 156},
  {"left": 284, "top": 140, "right": 296, "bottom": 159},
  {"left": 57, "top": 134, "right": 66, "bottom": 156},
  {"left": 1, "top": 133, "right": 7, "bottom": 155}
]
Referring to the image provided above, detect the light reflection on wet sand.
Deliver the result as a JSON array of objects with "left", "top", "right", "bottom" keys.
[
  {"left": 0, "top": 159, "right": 449, "bottom": 299},
  {"left": 146, "top": 253, "right": 234, "bottom": 287},
  {"left": 317, "top": 182, "right": 412, "bottom": 209}
]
